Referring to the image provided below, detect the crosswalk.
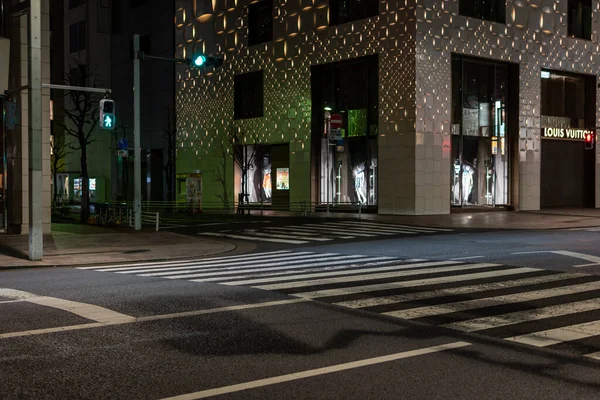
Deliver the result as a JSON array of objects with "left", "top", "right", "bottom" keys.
[
  {"left": 197, "top": 221, "right": 453, "bottom": 244},
  {"left": 79, "top": 250, "right": 600, "bottom": 360}
]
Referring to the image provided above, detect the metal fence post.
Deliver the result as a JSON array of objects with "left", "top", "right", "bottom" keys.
[{"left": 155, "top": 212, "right": 159, "bottom": 232}]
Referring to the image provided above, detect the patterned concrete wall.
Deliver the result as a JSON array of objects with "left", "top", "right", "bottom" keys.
[
  {"left": 175, "top": 0, "right": 600, "bottom": 213},
  {"left": 416, "top": 0, "right": 600, "bottom": 211}
]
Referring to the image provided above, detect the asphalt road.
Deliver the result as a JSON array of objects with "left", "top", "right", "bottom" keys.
[{"left": 3, "top": 221, "right": 600, "bottom": 399}]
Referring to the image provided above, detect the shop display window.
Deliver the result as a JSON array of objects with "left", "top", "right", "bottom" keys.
[
  {"left": 451, "top": 56, "right": 510, "bottom": 207},
  {"left": 237, "top": 144, "right": 272, "bottom": 204},
  {"left": 276, "top": 168, "right": 289, "bottom": 190}
]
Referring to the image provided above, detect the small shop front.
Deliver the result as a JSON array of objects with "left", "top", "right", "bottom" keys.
[
  {"left": 540, "top": 69, "right": 596, "bottom": 208},
  {"left": 450, "top": 55, "right": 517, "bottom": 209}
]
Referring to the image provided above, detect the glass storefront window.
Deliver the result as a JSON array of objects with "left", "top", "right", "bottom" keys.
[
  {"left": 451, "top": 56, "right": 510, "bottom": 207},
  {"left": 237, "top": 144, "right": 272, "bottom": 204},
  {"left": 313, "top": 55, "right": 378, "bottom": 207}
]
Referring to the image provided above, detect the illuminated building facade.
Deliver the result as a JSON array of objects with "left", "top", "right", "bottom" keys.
[{"left": 175, "top": 0, "right": 600, "bottom": 214}]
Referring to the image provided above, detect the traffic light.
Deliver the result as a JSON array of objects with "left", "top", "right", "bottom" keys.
[
  {"left": 585, "top": 131, "right": 595, "bottom": 150},
  {"left": 99, "top": 99, "right": 116, "bottom": 131},
  {"left": 188, "top": 54, "right": 224, "bottom": 69}
]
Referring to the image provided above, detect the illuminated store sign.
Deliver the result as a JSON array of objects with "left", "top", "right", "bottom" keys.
[{"left": 542, "top": 127, "right": 594, "bottom": 141}]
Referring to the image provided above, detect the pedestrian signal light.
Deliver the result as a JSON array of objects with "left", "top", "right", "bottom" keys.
[
  {"left": 585, "top": 132, "right": 595, "bottom": 150},
  {"left": 99, "top": 99, "right": 116, "bottom": 131}
]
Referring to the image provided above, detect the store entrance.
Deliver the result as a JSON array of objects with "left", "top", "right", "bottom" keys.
[{"left": 450, "top": 56, "right": 514, "bottom": 208}]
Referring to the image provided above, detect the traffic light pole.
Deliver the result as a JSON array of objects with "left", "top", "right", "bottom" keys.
[{"left": 133, "top": 34, "right": 142, "bottom": 231}]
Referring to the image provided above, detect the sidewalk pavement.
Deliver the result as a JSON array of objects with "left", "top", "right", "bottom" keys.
[
  {"left": 228, "top": 207, "right": 600, "bottom": 230},
  {"left": 0, "top": 224, "right": 237, "bottom": 269}
]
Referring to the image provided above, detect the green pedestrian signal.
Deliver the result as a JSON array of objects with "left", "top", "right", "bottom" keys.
[
  {"left": 188, "top": 54, "right": 224, "bottom": 69},
  {"left": 99, "top": 99, "right": 115, "bottom": 131}
]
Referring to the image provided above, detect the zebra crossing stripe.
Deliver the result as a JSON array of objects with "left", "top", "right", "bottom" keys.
[
  {"left": 505, "top": 320, "right": 600, "bottom": 347},
  {"left": 263, "top": 226, "right": 356, "bottom": 239},
  {"left": 93, "top": 251, "right": 315, "bottom": 273},
  {"left": 77, "top": 250, "right": 294, "bottom": 270},
  {"left": 332, "top": 221, "right": 440, "bottom": 234},
  {"left": 216, "top": 259, "right": 433, "bottom": 286},
  {"left": 384, "top": 280, "right": 600, "bottom": 320},
  {"left": 255, "top": 261, "right": 485, "bottom": 291},
  {"left": 262, "top": 228, "right": 340, "bottom": 237},
  {"left": 199, "top": 232, "right": 310, "bottom": 244},
  {"left": 333, "top": 273, "right": 583, "bottom": 309},
  {"left": 250, "top": 232, "right": 333, "bottom": 241},
  {"left": 292, "top": 267, "right": 539, "bottom": 299},
  {"left": 445, "top": 298, "right": 600, "bottom": 333},
  {"left": 335, "top": 221, "right": 453, "bottom": 232},
  {"left": 144, "top": 255, "right": 386, "bottom": 280},
  {"left": 311, "top": 223, "right": 414, "bottom": 235},
  {"left": 286, "top": 225, "right": 377, "bottom": 237}
]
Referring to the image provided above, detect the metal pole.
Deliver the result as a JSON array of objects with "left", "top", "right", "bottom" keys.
[
  {"left": 28, "top": 0, "right": 43, "bottom": 260},
  {"left": 133, "top": 34, "right": 142, "bottom": 231}
]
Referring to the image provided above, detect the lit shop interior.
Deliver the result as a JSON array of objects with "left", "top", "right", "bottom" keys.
[
  {"left": 539, "top": 69, "right": 596, "bottom": 207},
  {"left": 311, "top": 55, "right": 379, "bottom": 210},
  {"left": 451, "top": 55, "right": 516, "bottom": 208}
]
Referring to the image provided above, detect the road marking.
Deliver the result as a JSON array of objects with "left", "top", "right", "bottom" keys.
[
  {"left": 511, "top": 250, "right": 600, "bottom": 268},
  {"left": 585, "top": 351, "right": 600, "bottom": 360},
  {"left": 77, "top": 250, "right": 294, "bottom": 270},
  {"left": 504, "top": 320, "right": 600, "bottom": 347},
  {"left": 294, "top": 267, "right": 539, "bottom": 299},
  {"left": 0, "top": 298, "right": 309, "bottom": 340},
  {"left": 385, "top": 280, "right": 600, "bottom": 320},
  {"left": 136, "top": 299, "right": 308, "bottom": 322},
  {"left": 256, "top": 262, "right": 492, "bottom": 291},
  {"left": 0, "top": 299, "right": 26, "bottom": 304},
  {"left": 450, "top": 256, "right": 484, "bottom": 260},
  {"left": 0, "top": 288, "right": 136, "bottom": 325},
  {"left": 445, "top": 298, "right": 600, "bottom": 332},
  {"left": 158, "top": 341, "right": 471, "bottom": 400},
  {"left": 199, "top": 232, "right": 310, "bottom": 244},
  {"left": 159, "top": 256, "right": 390, "bottom": 280},
  {"left": 334, "top": 273, "right": 584, "bottom": 309},
  {"left": 336, "top": 221, "right": 454, "bottom": 232},
  {"left": 93, "top": 251, "right": 314, "bottom": 273}
]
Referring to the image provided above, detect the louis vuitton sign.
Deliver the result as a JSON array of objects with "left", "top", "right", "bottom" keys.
[{"left": 542, "top": 127, "right": 594, "bottom": 141}]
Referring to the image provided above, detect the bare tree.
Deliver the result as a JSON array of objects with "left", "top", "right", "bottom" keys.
[
  {"left": 212, "top": 139, "right": 230, "bottom": 209},
  {"left": 50, "top": 128, "right": 68, "bottom": 206},
  {"left": 55, "top": 63, "right": 101, "bottom": 223},
  {"left": 226, "top": 125, "right": 259, "bottom": 213}
]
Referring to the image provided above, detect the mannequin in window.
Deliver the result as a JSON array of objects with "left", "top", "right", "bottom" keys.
[{"left": 353, "top": 161, "right": 367, "bottom": 205}]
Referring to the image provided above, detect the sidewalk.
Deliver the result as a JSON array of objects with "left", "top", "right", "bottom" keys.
[
  {"left": 0, "top": 224, "right": 236, "bottom": 269},
  {"left": 231, "top": 207, "right": 600, "bottom": 230}
]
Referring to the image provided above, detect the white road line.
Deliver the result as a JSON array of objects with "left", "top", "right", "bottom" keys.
[
  {"left": 334, "top": 273, "right": 585, "bottom": 309},
  {"left": 585, "top": 351, "right": 600, "bottom": 360},
  {"left": 0, "top": 288, "right": 136, "bottom": 325},
  {"left": 287, "top": 225, "right": 376, "bottom": 237},
  {"left": 264, "top": 226, "right": 356, "bottom": 239},
  {"left": 445, "top": 298, "right": 600, "bottom": 332},
  {"left": 94, "top": 252, "right": 316, "bottom": 273},
  {"left": 255, "top": 261, "right": 483, "bottom": 291},
  {"left": 133, "top": 253, "right": 360, "bottom": 276},
  {"left": 315, "top": 223, "right": 413, "bottom": 235},
  {"left": 384, "top": 280, "right": 600, "bottom": 320},
  {"left": 250, "top": 232, "right": 333, "bottom": 242},
  {"left": 77, "top": 250, "right": 294, "bottom": 270},
  {"left": 331, "top": 222, "right": 433, "bottom": 234},
  {"left": 294, "top": 267, "right": 539, "bottom": 299},
  {"left": 158, "top": 341, "right": 471, "bottom": 400},
  {"left": 159, "top": 256, "right": 388, "bottom": 280},
  {"left": 336, "top": 221, "right": 453, "bottom": 232},
  {"left": 0, "top": 299, "right": 309, "bottom": 340},
  {"left": 504, "top": 320, "right": 600, "bottom": 347},
  {"left": 192, "top": 259, "right": 423, "bottom": 284},
  {"left": 552, "top": 251, "right": 600, "bottom": 268},
  {"left": 217, "top": 259, "right": 431, "bottom": 286},
  {"left": 263, "top": 228, "right": 333, "bottom": 237},
  {"left": 199, "top": 232, "right": 310, "bottom": 244},
  {"left": 450, "top": 256, "right": 484, "bottom": 260}
]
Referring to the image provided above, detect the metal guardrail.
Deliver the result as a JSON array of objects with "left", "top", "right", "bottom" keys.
[{"left": 54, "top": 200, "right": 369, "bottom": 228}]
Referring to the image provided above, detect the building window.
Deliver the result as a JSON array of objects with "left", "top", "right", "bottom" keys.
[
  {"left": 234, "top": 71, "right": 264, "bottom": 119},
  {"left": 69, "top": 21, "right": 86, "bottom": 53},
  {"left": 568, "top": 0, "right": 592, "bottom": 40},
  {"left": 69, "top": 0, "right": 85, "bottom": 9},
  {"left": 459, "top": 0, "right": 506, "bottom": 24},
  {"left": 130, "top": 0, "right": 149, "bottom": 8},
  {"left": 69, "top": 65, "right": 87, "bottom": 86},
  {"left": 248, "top": 0, "right": 273, "bottom": 46},
  {"left": 329, "top": 0, "right": 379, "bottom": 26}
]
